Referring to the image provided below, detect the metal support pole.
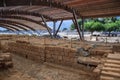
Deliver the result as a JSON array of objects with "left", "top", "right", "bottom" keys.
[
  {"left": 29, "top": 30, "right": 34, "bottom": 35},
  {"left": 81, "top": 18, "right": 84, "bottom": 40},
  {"left": 19, "top": 30, "right": 25, "bottom": 35},
  {"left": 35, "top": 30, "right": 41, "bottom": 36},
  {"left": 55, "top": 20, "right": 63, "bottom": 37},
  {"left": 72, "top": 10, "right": 82, "bottom": 40},
  {"left": 49, "top": 0, "right": 52, "bottom": 7},
  {"left": 41, "top": 16, "right": 53, "bottom": 38},
  {"left": 72, "top": 19, "right": 82, "bottom": 31},
  {"left": 3, "top": 0, "right": 6, "bottom": 7},
  {"left": 53, "top": 21, "right": 56, "bottom": 37},
  {"left": 30, "top": 0, "right": 32, "bottom": 6}
]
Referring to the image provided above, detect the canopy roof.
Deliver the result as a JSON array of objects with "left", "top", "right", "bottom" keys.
[
  {"left": 0, "top": 0, "right": 119, "bottom": 18},
  {"left": 56, "top": 0, "right": 120, "bottom": 18},
  {"left": 0, "top": 0, "right": 120, "bottom": 31}
]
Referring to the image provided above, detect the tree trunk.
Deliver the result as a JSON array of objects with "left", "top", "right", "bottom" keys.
[
  {"left": 96, "top": 35, "right": 98, "bottom": 41},
  {"left": 108, "top": 31, "right": 111, "bottom": 37}
]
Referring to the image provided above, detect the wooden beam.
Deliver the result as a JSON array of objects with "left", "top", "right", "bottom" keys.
[
  {"left": 0, "top": 15, "right": 50, "bottom": 29},
  {"left": 0, "top": 24, "right": 16, "bottom": 31},
  {"left": 41, "top": 15, "right": 53, "bottom": 38},
  {"left": 73, "top": 10, "right": 82, "bottom": 40},
  {"left": 82, "top": 8, "right": 120, "bottom": 18},
  {"left": 0, "top": 9, "right": 54, "bottom": 21},
  {"left": 81, "top": 18, "right": 84, "bottom": 40},
  {"left": 0, "top": 23, "right": 25, "bottom": 35},
  {"left": 0, "top": 19, "right": 35, "bottom": 31},
  {"left": 65, "top": 0, "right": 117, "bottom": 7},
  {"left": 75, "top": 2, "right": 120, "bottom": 12}
]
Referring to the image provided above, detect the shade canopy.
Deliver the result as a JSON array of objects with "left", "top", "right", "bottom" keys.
[{"left": 0, "top": 0, "right": 119, "bottom": 31}]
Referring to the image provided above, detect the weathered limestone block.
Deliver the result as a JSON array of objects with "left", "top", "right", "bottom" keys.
[
  {"left": 0, "top": 53, "right": 13, "bottom": 68},
  {"left": 113, "top": 44, "right": 120, "bottom": 53}
]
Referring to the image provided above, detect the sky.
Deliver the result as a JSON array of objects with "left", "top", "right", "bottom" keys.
[
  {"left": 47, "top": 20, "right": 73, "bottom": 31},
  {"left": 0, "top": 27, "right": 7, "bottom": 31}
]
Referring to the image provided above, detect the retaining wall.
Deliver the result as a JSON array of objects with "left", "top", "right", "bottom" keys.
[
  {"left": 7, "top": 42, "right": 88, "bottom": 70},
  {"left": 113, "top": 44, "right": 120, "bottom": 53},
  {"left": 8, "top": 42, "right": 45, "bottom": 63}
]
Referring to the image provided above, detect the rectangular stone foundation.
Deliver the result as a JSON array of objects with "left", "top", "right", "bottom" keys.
[{"left": 7, "top": 42, "right": 90, "bottom": 71}]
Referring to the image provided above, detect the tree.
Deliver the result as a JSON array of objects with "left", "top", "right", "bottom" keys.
[
  {"left": 92, "top": 22, "right": 105, "bottom": 32},
  {"left": 115, "top": 20, "right": 120, "bottom": 31},
  {"left": 84, "top": 21, "right": 104, "bottom": 34},
  {"left": 84, "top": 21, "right": 94, "bottom": 35},
  {"left": 70, "top": 24, "right": 75, "bottom": 30},
  {"left": 70, "top": 17, "right": 119, "bottom": 36},
  {"left": 84, "top": 21, "right": 105, "bottom": 40},
  {"left": 70, "top": 19, "right": 82, "bottom": 30},
  {"left": 62, "top": 28, "right": 68, "bottom": 31},
  {"left": 104, "top": 22, "right": 118, "bottom": 36}
]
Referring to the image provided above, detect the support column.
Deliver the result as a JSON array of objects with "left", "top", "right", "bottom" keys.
[
  {"left": 53, "top": 21, "right": 56, "bottom": 37},
  {"left": 36, "top": 30, "right": 41, "bottom": 36},
  {"left": 30, "top": 0, "right": 32, "bottom": 6},
  {"left": 81, "top": 18, "right": 84, "bottom": 40},
  {"left": 55, "top": 20, "right": 63, "bottom": 37},
  {"left": 41, "top": 16, "right": 53, "bottom": 38},
  {"left": 3, "top": 0, "right": 6, "bottom": 7},
  {"left": 72, "top": 10, "right": 82, "bottom": 40},
  {"left": 20, "top": 31, "right": 25, "bottom": 35}
]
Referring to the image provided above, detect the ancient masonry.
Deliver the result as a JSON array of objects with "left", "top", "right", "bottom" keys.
[
  {"left": 7, "top": 41, "right": 83, "bottom": 70},
  {"left": 0, "top": 53, "right": 13, "bottom": 68},
  {"left": 100, "top": 54, "right": 120, "bottom": 80}
]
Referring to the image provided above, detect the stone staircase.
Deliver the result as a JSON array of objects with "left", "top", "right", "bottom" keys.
[{"left": 100, "top": 54, "right": 120, "bottom": 80}]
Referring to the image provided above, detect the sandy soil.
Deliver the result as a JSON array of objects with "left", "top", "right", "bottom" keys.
[{"left": 0, "top": 54, "right": 92, "bottom": 80}]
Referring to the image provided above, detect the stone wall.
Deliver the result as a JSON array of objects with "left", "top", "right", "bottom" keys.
[
  {"left": 7, "top": 42, "right": 88, "bottom": 70},
  {"left": 8, "top": 42, "right": 45, "bottom": 63},
  {"left": 113, "top": 44, "right": 120, "bottom": 53},
  {"left": 45, "top": 46, "right": 77, "bottom": 67}
]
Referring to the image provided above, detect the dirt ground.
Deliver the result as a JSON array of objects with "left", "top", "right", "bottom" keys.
[{"left": 0, "top": 54, "right": 92, "bottom": 80}]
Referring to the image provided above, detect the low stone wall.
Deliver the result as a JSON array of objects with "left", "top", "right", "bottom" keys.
[
  {"left": 113, "top": 44, "right": 120, "bottom": 53},
  {"left": 7, "top": 42, "right": 90, "bottom": 70},
  {"left": 88, "top": 45, "right": 113, "bottom": 56},
  {"left": 8, "top": 42, "right": 45, "bottom": 63},
  {"left": 45, "top": 46, "right": 77, "bottom": 67}
]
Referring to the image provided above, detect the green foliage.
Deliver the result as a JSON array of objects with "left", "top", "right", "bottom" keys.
[
  {"left": 70, "top": 24, "right": 75, "bottom": 30},
  {"left": 104, "top": 22, "right": 119, "bottom": 32},
  {"left": 84, "top": 21, "right": 94, "bottom": 32},
  {"left": 115, "top": 20, "right": 120, "bottom": 31},
  {"left": 92, "top": 22, "right": 105, "bottom": 31},
  {"left": 70, "top": 19, "right": 82, "bottom": 30},
  {"left": 62, "top": 28, "right": 68, "bottom": 31},
  {"left": 70, "top": 17, "right": 120, "bottom": 32},
  {"left": 84, "top": 21, "right": 104, "bottom": 32}
]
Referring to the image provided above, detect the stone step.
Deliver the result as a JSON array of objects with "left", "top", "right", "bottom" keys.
[
  {"left": 101, "top": 71, "right": 120, "bottom": 78},
  {"left": 107, "top": 54, "right": 120, "bottom": 60},
  {"left": 104, "top": 63, "right": 120, "bottom": 68},
  {"left": 77, "top": 57, "right": 100, "bottom": 66},
  {"left": 102, "top": 67, "right": 120, "bottom": 73},
  {"left": 106, "top": 59, "right": 120, "bottom": 65},
  {"left": 100, "top": 75, "right": 120, "bottom": 80}
]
